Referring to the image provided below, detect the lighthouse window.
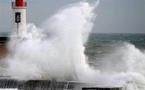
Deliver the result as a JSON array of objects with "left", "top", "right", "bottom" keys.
[{"left": 15, "top": 12, "right": 21, "bottom": 23}]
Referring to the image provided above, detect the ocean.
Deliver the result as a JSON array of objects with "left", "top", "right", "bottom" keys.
[
  {"left": 1, "top": 32, "right": 145, "bottom": 89},
  {"left": 86, "top": 33, "right": 145, "bottom": 60},
  {"left": 86, "top": 33, "right": 145, "bottom": 75}
]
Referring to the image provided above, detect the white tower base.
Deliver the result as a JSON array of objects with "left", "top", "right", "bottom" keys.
[{"left": 12, "top": 0, "right": 27, "bottom": 38}]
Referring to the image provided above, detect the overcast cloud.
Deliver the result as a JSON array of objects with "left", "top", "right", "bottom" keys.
[{"left": 0, "top": 0, "right": 145, "bottom": 33}]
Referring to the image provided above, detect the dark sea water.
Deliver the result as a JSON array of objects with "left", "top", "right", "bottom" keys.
[{"left": 85, "top": 33, "right": 145, "bottom": 64}]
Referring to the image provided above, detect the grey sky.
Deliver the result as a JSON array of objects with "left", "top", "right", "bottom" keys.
[{"left": 0, "top": 0, "right": 145, "bottom": 33}]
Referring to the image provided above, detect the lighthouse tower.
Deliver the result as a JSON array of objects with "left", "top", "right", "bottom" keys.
[{"left": 12, "top": 0, "right": 27, "bottom": 37}]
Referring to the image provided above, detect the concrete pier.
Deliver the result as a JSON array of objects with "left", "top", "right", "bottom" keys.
[{"left": 0, "top": 79, "right": 123, "bottom": 90}]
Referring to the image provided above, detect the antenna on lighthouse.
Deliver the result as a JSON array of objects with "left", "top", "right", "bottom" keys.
[{"left": 12, "top": 0, "right": 27, "bottom": 37}]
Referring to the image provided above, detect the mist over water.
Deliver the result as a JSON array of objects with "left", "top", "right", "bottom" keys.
[{"left": 1, "top": 0, "right": 145, "bottom": 90}]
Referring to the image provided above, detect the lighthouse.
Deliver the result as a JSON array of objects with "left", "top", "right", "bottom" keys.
[{"left": 12, "top": 0, "right": 27, "bottom": 36}]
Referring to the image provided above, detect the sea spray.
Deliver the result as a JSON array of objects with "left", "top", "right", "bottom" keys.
[
  {"left": 92, "top": 42, "right": 145, "bottom": 89},
  {"left": 5, "top": 0, "right": 100, "bottom": 81}
]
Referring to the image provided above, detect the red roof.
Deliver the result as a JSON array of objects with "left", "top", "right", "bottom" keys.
[{"left": 16, "top": 0, "right": 26, "bottom": 7}]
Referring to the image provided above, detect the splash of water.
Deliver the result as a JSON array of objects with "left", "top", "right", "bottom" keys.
[{"left": 5, "top": 0, "right": 100, "bottom": 81}]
